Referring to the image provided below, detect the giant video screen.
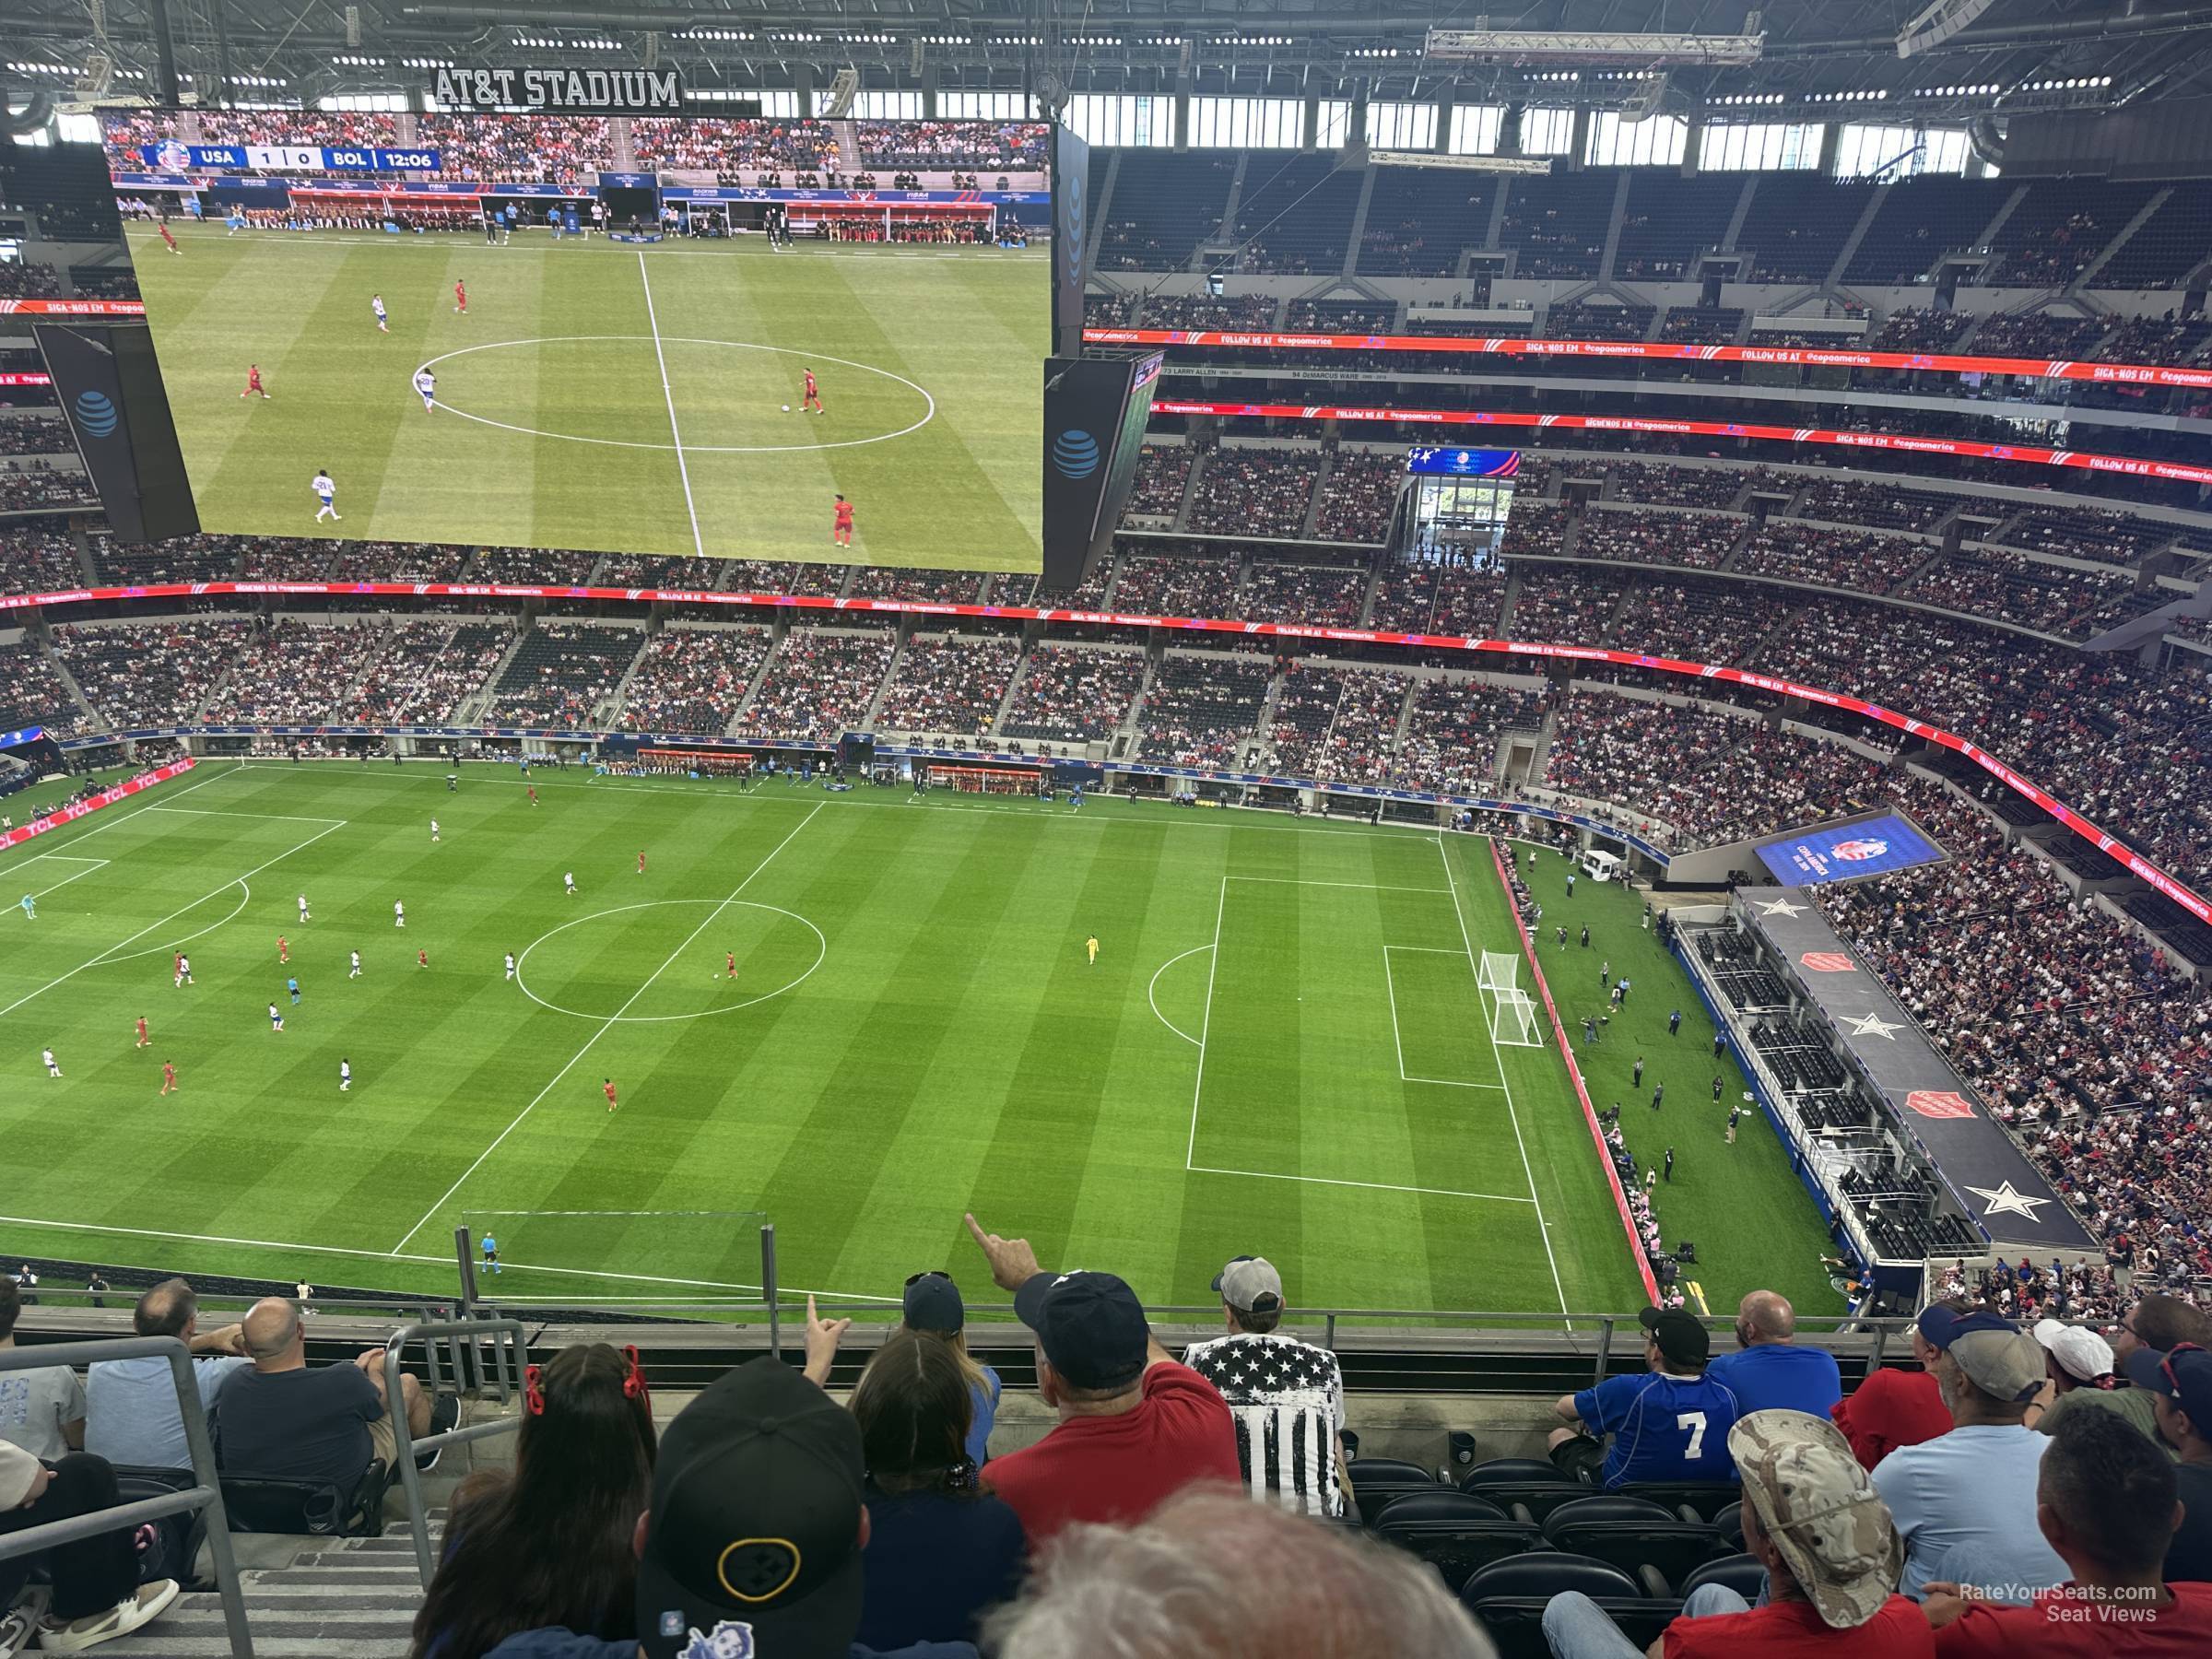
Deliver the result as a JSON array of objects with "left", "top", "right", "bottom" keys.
[{"left": 100, "top": 111, "right": 1051, "bottom": 571}]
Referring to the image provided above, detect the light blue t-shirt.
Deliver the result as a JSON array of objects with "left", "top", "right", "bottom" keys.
[
  {"left": 86, "top": 1353, "right": 251, "bottom": 1471},
  {"left": 966, "top": 1366, "right": 1001, "bottom": 1468},
  {"left": 1571, "top": 1370, "right": 1743, "bottom": 1488},
  {"left": 1871, "top": 1423, "right": 2068, "bottom": 1599},
  {"left": 1704, "top": 1343, "right": 1843, "bottom": 1418}
]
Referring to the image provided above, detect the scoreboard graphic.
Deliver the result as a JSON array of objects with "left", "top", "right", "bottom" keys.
[{"left": 1753, "top": 813, "right": 1945, "bottom": 885}]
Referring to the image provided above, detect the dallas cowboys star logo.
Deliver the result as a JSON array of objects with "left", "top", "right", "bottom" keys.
[
  {"left": 1964, "top": 1181, "right": 2053, "bottom": 1220},
  {"left": 1845, "top": 1012, "right": 1903, "bottom": 1039},
  {"left": 1755, "top": 897, "right": 1806, "bottom": 918}
]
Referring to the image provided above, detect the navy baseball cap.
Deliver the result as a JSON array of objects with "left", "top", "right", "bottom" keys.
[
  {"left": 2125, "top": 1343, "right": 2212, "bottom": 1429},
  {"left": 1916, "top": 1306, "right": 2016, "bottom": 1347},
  {"left": 900, "top": 1270, "right": 964, "bottom": 1335},
  {"left": 1917, "top": 1307, "right": 2043, "bottom": 1402},
  {"left": 1013, "top": 1269, "right": 1148, "bottom": 1391}
]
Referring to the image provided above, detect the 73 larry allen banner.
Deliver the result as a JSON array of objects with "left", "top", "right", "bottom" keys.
[{"left": 431, "top": 66, "right": 684, "bottom": 113}]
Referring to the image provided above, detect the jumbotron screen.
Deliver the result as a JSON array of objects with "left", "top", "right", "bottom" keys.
[{"left": 99, "top": 111, "right": 1051, "bottom": 571}]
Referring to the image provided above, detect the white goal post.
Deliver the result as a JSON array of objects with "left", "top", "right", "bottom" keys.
[{"left": 1477, "top": 950, "right": 1546, "bottom": 1047}]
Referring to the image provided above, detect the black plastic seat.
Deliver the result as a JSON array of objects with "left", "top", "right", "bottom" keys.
[
  {"left": 1347, "top": 1456, "right": 1440, "bottom": 1519},
  {"left": 1542, "top": 1494, "right": 1724, "bottom": 1589},
  {"left": 1373, "top": 1489, "right": 1547, "bottom": 1592},
  {"left": 1461, "top": 1555, "right": 1663, "bottom": 1659},
  {"left": 1615, "top": 1480, "right": 1741, "bottom": 1522},
  {"left": 218, "top": 1458, "right": 389, "bottom": 1537},
  {"left": 1677, "top": 1553, "right": 1767, "bottom": 1602},
  {"left": 1464, "top": 1594, "right": 1686, "bottom": 1659},
  {"left": 1461, "top": 1456, "right": 1576, "bottom": 1488}
]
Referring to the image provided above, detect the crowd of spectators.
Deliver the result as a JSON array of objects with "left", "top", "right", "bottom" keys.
[
  {"left": 1185, "top": 449, "right": 1322, "bottom": 538},
  {"left": 1251, "top": 662, "right": 1409, "bottom": 782},
  {"left": 2005, "top": 506, "right": 2172, "bottom": 566},
  {"left": 1543, "top": 690, "right": 1758, "bottom": 842},
  {"left": 876, "top": 634, "right": 1023, "bottom": 735},
  {"left": 198, "top": 618, "right": 382, "bottom": 724},
  {"left": 1239, "top": 560, "right": 1367, "bottom": 629},
  {"left": 1868, "top": 307, "right": 1971, "bottom": 353},
  {"left": 1124, "top": 444, "right": 1194, "bottom": 518},
  {"left": 1735, "top": 522, "right": 1929, "bottom": 595},
  {"left": 466, "top": 547, "right": 600, "bottom": 586},
  {"left": 857, "top": 121, "right": 1047, "bottom": 171},
  {"left": 1604, "top": 463, "right": 1746, "bottom": 511},
  {"left": 1818, "top": 771, "right": 2212, "bottom": 1290},
  {"left": 480, "top": 623, "right": 642, "bottom": 727},
  {"left": 1509, "top": 567, "right": 1628, "bottom": 641},
  {"left": 354, "top": 621, "right": 513, "bottom": 725},
  {"left": 736, "top": 628, "right": 897, "bottom": 743},
  {"left": 2, "top": 522, "right": 85, "bottom": 591},
  {"left": 1791, "top": 477, "right": 1961, "bottom": 532},
  {"left": 0, "top": 417, "right": 70, "bottom": 458},
  {"left": 1576, "top": 508, "right": 1746, "bottom": 572},
  {"left": 0, "top": 467, "right": 97, "bottom": 512},
  {"left": 615, "top": 626, "right": 772, "bottom": 735},
  {"left": 0, "top": 261, "right": 61, "bottom": 300},
  {"left": 1612, "top": 580, "right": 1797, "bottom": 665},
  {"left": 1968, "top": 310, "right": 2112, "bottom": 359},
  {"left": 237, "top": 537, "right": 468, "bottom": 584},
  {"left": 1110, "top": 552, "right": 1241, "bottom": 618},
  {"left": 1135, "top": 295, "right": 1277, "bottom": 332},
  {"left": 1908, "top": 547, "right": 2143, "bottom": 636},
  {"left": 53, "top": 618, "right": 252, "bottom": 729},
  {"left": 1310, "top": 450, "right": 1403, "bottom": 542},
  {"left": 597, "top": 556, "right": 726, "bottom": 592},
  {"left": 999, "top": 643, "right": 1147, "bottom": 742},
  {"left": 849, "top": 566, "right": 986, "bottom": 606},
  {"left": 1135, "top": 653, "right": 1273, "bottom": 767},
  {"left": 0, "top": 636, "right": 85, "bottom": 736},
  {"left": 630, "top": 116, "right": 834, "bottom": 176},
  {"left": 1394, "top": 677, "right": 1547, "bottom": 795}
]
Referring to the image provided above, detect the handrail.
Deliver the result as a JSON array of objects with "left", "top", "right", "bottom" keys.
[
  {"left": 382, "top": 1317, "right": 529, "bottom": 1586},
  {"left": 0, "top": 1336, "right": 253, "bottom": 1657}
]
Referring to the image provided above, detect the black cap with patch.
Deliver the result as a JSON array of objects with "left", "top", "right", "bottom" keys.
[
  {"left": 635, "top": 1356, "right": 865, "bottom": 1659},
  {"left": 1640, "top": 1304, "right": 1712, "bottom": 1369}
]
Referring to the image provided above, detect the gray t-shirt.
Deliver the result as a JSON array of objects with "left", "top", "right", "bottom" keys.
[
  {"left": 0, "top": 1360, "right": 86, "bottom": 1460},
  {"left": 87, "top": 1353, "right": 252, "bottom": 1470}
]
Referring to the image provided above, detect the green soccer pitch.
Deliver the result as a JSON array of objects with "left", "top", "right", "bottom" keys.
[
  {"left": 124, "top": 222, "right": 1046, "bottom": 571},
  {"left": 0, "top": 761, "right": 1839, "bottom": 1321}
]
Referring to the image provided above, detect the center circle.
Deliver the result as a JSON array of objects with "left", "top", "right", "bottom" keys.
[
  {"left": 414, "top": 335, "right": 937, "bottom": 453},
  {"left": 514, "top": 899, "right": 827, "bottom": 1023}
]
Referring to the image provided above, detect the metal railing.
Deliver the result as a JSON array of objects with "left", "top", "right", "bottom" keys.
[
  {"left": 0, "top": 1336, "right": 253, "bottom": 1657},
  {"left": 382, "top": 1317, "right": 530, "bottom": 1586}
]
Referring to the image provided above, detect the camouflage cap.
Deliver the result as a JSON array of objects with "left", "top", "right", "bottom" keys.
[{"left": 1727, "top": 1409, "right": 1902, "bottom": 1630}]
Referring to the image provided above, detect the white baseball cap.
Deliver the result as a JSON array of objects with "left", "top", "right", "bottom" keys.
[{"left": 2032, "top": 1318, "right": 2115, "bottom": 1383}]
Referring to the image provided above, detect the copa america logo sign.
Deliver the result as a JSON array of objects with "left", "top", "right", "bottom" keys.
[
  {"left": 1831, "top": 838, "right": 1889, "bottom": 861},
  {"left": 155, "top": 139, "right": 193, "bottom": 173}
]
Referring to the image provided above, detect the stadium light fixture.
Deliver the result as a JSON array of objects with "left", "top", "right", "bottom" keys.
[
  {"left": 1425, "top": 29, "right": 1764, "bottom": 67},
  {"left": 1368, "top": 148, "right": 1554, "bottom": 174}
]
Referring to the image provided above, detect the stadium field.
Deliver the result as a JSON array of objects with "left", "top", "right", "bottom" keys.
[
  {"left": 0, "top": 761, "right": 1837, "bottom": 1320},
  {"left": 123, "top": 222, "right": 1045, "bottom": 571}
]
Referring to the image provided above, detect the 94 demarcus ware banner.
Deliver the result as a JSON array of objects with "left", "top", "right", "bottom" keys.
[{"left": 431, "top": 66, "right": 683, "bottom": 113}]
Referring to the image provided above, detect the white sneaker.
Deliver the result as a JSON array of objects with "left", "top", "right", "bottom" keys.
[{"left": 37, "top": 1582, "right": 179, "bottom": 1653}]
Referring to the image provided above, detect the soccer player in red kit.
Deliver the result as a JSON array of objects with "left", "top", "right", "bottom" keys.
[
  {"left": 603, "top": 1077, "right": 618, "bottom": 1112},
  {"left": 135, "top": 1016, "right": 148, "bottom": 1050},
  {"left": 453, "top": 278, "right": 467, "bottom": 314},
  {"left": 241, "top": 365, "right": 269, "bottom": 400},
  {"left": 725, "top": 951, "right": 737, "bottom": 980},
  {"left": 160, "top": 1062, "right": 177, "bottom": 1096},
  {"left": 527, "top": 785, "right": 538, "bottom": 806},
  {"left": 802, "top": 369, "right": 822, "bottom": 413},
  {"left": 416, "top": 947, "right": 429, "bottom": 969},
  {"left": 277, "top": 935, "right": 289, "bottom": 964},
  {"left": 157, "top": 222, "right": 179, "bottom": 255},
  {"left": 832, "top": 494, "right": 854, "bottom": 547},
  {"left": 637, "top": 849, "right": 647, "bottom": 877}
]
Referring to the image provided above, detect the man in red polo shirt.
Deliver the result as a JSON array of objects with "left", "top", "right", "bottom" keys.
[
  {"left": 964, "top": 1212, "right": 1238, "bottom": 1543},
  {"left": 1830, "top": 1298, "right": 1963, "bottom": 1471}
]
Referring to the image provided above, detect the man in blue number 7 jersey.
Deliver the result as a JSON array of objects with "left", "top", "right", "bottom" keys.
[{"left": 1547, "top": 1305, "right": 1743, "bottom": 1488}]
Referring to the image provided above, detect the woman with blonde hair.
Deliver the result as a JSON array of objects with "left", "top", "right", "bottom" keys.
[{"left": 901, "top": 1269, "right": 1000, "bottom": 1466}]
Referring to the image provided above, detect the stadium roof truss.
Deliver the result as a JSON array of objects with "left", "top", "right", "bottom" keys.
[{"left": 5, "top": 0, "right": 2209, "bottom": 123}]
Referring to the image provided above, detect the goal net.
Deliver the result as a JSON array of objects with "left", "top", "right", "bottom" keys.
[
  {"left": 1488, "top": 986, "right": 1544, "bottom": 1047},
  {"left": 1477, "top": 950, "right": 1523, "bottom": 994}
]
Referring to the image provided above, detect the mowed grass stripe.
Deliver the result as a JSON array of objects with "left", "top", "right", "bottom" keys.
[{"left": 0, "top": 767, "right": 1837, "bottom": 1316}]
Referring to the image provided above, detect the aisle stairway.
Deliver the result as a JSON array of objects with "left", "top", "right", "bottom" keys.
[{"left": 102, "top": 1514, "right": 443, "bottom": 1658}]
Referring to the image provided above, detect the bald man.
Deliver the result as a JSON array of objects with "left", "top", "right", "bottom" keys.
[
  {"left": 211, "top": 1297, "right": 429, "bottom": 1496},
  {"left": 1704, "top": 1289, "right": 1843, "bottom": 1418}
]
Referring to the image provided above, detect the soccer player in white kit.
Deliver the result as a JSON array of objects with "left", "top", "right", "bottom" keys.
[
  {"left": 298, "top": 892, "right": 311, "bottom": 923},
  {"left": 504, "top": 951, "right": 516, "bottom": 981},
  {"left": 394, "top": 900, "right": 406, "bottom": 927},
  {"left": 413, "top": 367, "right": 436, "bottom": 413},
  {"left": 42, "top": 1047, "right": 62, "bottom": 1077},
  {"left": 371, "top": 293, "right": 388, "bottom": 332},
  {"left": 564, "top": 870, "right": 576, "bottom": 896},
  {"left": 430, "top": 818, "right": 441, "bottom": 842},
  {"left": 349, "top": 949, "right": 361, "bottom": 979},
  {"left": 312, "top": 470, "right": 339, "bottom": 522},
  {"left": 339, "top": 1058, "right": 351, "bottom": 1092}
]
